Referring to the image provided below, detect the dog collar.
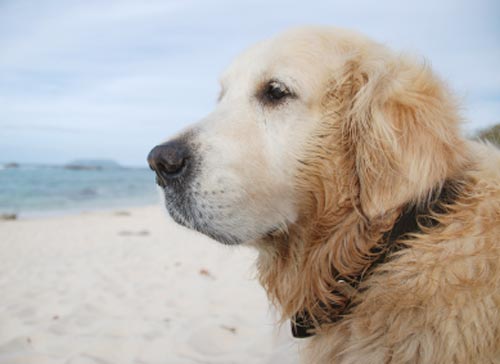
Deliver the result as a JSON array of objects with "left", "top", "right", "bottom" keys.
[{"left": 291, "top": 179, "right": 461, "bottom": 338}]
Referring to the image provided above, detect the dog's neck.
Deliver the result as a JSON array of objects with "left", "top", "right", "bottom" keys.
[{"left": 255, "top": 178, "right": 463, "bottom": 339}]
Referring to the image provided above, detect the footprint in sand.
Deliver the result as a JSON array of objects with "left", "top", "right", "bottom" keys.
[
  {"left": 171, "top": 316, "right": 271, "bottom": 363},
  {"left": 117, "top": 230, "right": 150, "bottom": 237},
  {"left": 114, "top": 211, "right": 131, "bottom": 216}
]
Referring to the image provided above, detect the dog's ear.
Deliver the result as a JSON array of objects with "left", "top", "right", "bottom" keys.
[{"left": 340, "top": 54, "right": 469, "bottom": 218}]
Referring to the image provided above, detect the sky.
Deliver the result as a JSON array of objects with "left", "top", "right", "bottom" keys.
[{"left": 0, "top": 0, "right": 499, "bottom": 167}]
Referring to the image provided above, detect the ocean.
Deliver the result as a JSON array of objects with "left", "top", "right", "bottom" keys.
[{"left": 0, "top": 161, "right": 160, "bottom": 217}]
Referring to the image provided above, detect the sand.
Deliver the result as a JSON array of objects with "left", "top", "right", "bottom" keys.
[{"left": 0, "top": 205, "right": 300, "bottom": 364}]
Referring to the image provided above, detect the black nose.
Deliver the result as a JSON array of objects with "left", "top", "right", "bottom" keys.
[{"left": 147, "top": 140, "right": 191, "bottom": 186}]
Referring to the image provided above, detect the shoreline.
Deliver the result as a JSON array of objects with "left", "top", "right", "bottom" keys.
[
  {"left": 0, "top": 162, "right": 160, "bottom": 222},
  {"left": 0, "top": 199, "right": 162, "bottom": 220}
]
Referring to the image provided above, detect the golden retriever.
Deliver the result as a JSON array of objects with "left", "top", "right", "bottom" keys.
[{"left": 148, "top": 27, "right": 500, "bottom": 363}]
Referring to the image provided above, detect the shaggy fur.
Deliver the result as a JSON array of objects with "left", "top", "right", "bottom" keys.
[
  {"left": 253, "top": 32, "right": 500, "bottom": 363},
  {"left": 154, "top": 27, "right": 500, "bottom": 363}
]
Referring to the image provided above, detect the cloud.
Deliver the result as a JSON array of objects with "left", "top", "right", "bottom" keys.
[{"left": 0, "top": 0, "right": 498, "bottom": 165}]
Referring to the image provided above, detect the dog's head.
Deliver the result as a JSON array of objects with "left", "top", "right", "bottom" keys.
[{"left": 148, "top": 27, "right": 468, "bottom": 246}]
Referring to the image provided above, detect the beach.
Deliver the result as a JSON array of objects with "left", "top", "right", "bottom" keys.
[{"left": 0, "top": 205, "right": 300, "bottom": 364}]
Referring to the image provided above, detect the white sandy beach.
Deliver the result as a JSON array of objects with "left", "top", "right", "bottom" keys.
[{"left": 0, "top": 205, "right": 300, "bottom": 364}]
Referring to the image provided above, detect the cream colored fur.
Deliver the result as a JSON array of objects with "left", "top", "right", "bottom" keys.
[{"left": 162, "top": 27, "right": 500, "bottom": 363}]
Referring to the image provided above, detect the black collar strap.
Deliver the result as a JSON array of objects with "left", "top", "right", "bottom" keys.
[{"left": 291, "top": 179, "right": 461, "bottom": 338}]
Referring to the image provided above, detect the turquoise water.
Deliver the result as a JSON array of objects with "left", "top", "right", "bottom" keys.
[{"left": 0, "top": 163, "right": 159, "bottom": 217}]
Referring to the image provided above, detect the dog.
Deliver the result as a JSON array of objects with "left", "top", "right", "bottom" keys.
[{"left": 148, "top": 27, "right": 500, "bottom": 363}]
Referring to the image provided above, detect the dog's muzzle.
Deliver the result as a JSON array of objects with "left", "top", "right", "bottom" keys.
[{"left": 147, "top": 136, "right": 245, "bottom": 245}]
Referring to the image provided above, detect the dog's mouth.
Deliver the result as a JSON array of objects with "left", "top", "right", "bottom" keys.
[
  {"left": 264, "top": 226, "right": 284, "bottom": 239},
  {"left": 162, "top": 187, "right": 245, "bottom": 245},
  {"left": 162, "top": 186, "right": 284, "bottom": 246}
]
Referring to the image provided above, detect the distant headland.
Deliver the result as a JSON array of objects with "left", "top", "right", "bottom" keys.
[{"left": 63, "top": 159, "right": 123, "bottom": 171}]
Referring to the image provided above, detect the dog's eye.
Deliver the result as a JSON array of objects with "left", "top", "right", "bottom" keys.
[{"left": 261, "top": 80, "right": 293, "bottom": 104}]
